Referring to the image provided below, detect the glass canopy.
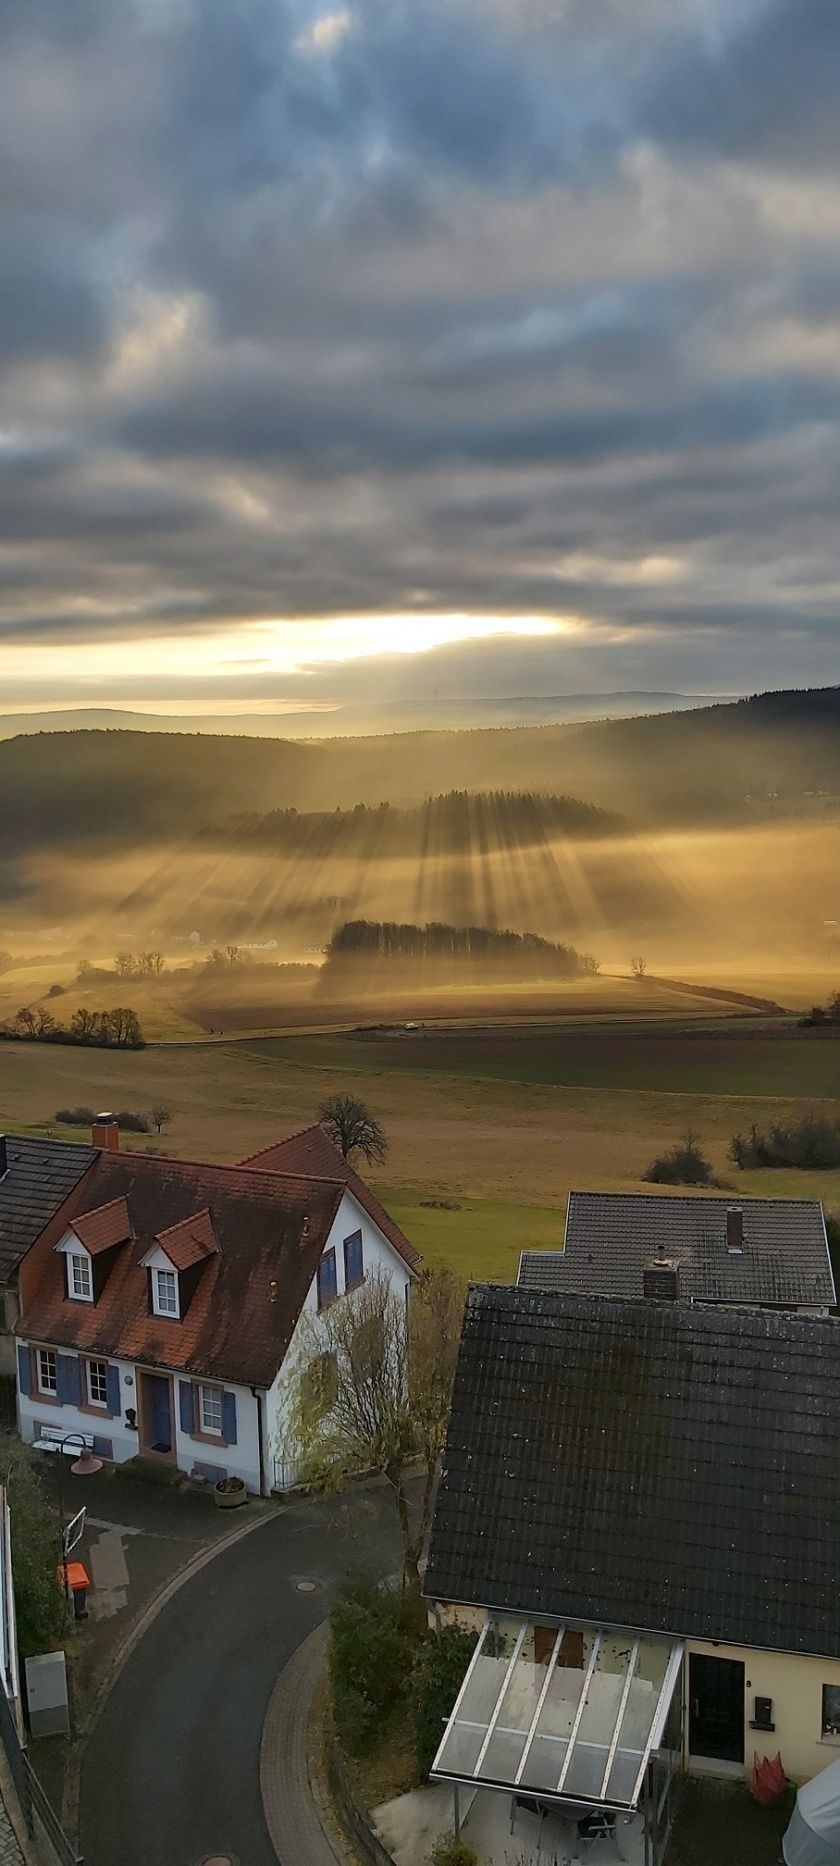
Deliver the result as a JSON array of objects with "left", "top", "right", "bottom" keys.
[{"left": 431, "top": 1615, "right": 683, "bottom": 1813}]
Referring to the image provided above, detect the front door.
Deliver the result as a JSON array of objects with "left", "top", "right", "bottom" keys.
[
  {"left": 689, "top": 1654, "right": 745, "bottom": 1762},
  {"left": 140, "top": 1372, "right": 174, "bottom": 1459}
]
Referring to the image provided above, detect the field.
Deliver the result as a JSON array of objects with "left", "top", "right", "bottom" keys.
[{"left": 1, "top": 1010, "right": 838, "bottom": 1281}]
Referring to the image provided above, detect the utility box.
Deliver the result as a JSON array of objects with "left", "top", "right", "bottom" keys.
[{"left": 25, "top": 1651, "right": 69, "bottom": 1737}]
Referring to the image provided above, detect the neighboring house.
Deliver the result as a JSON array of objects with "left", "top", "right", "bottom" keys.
[
  {"left": 15, "top": 1124, "right": 417, "bottom": 1494},
  {"left": 518, "top": 1189, "right": 835, "bottom": 1312},
  {"left": 424, "top": 1284, "right": 840, "bottom": 1861},
  {"left": 0, "top": 1135, "right": 97, "bottom": 1376}
]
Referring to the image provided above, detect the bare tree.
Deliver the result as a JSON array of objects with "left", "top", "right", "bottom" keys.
[
  {"left": 630, "top": 955, "right": 647, "bottom": 980},
  {"left": 225, "top": 944, "right": 239, "bottom": 967},
  {"left": 115, "top": 952, "right": 135, "bottom": 978},
  {"left": 150, "top": 1105, "right": 172, "bottom": 1134},
  {"left": 318, "top": 1094, "right": 388, "bottom": 1164},
  {"left": 285, "top": 1265, "right": 465, "bottom": 1603}
]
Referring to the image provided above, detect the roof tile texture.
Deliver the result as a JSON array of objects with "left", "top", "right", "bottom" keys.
[
  {"left": 241, "top": 1126, "right": 419, "bottom": 1268},
  {"left": 518, "top": 1190, "right": 834, "bottom": 1306},
  {"left": 425, "top": 1284, "right": 840, "bottom": 1658},
  {"left": 0, "top": 1137, "right": 96, "bottom": 1283}
]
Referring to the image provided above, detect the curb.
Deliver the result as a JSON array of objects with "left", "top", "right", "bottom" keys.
[{"left": 62, "top": 1504, "right": 278, "bottom": 1841}]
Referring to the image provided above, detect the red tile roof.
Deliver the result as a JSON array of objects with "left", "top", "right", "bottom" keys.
[
  {"left": 22, "top": 1153, "right": 343, "bottom": 1388},
  {"left": 239, "top": 1126, "right": 419, "bottom": 1270},
  {"left": 154, "top": 1207, "right": 219, "bottom": 1271},
  {"left": 70, "top": 1197, "right": 132, "bottom": 1256}
]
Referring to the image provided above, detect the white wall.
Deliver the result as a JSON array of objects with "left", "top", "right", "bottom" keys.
[
  {"left": 18, "top": 1346, "right": 263, "bottom": 1491},
  {"left": 266, "top": 1189, "right": 414, "bottom": 1489}
]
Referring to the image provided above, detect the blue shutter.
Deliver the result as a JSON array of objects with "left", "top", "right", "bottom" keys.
[
  {"left": 56, "top": 1354, "right": 82, "bottom": 1407},
  {"left": 344, "top": 1231, "right": 364, "bottom": 1289},
  {"left": 106, "top": 1365, "right": 121, "bottom": 1418},
  {"left": 221, "top": 1391, "right": 237, "bottom": 1446},
  {"left": 317, "top": 1249, "right": 337, "bottom": 1309},
  {"left": 178, "top": 1380, "right": 196, "bottom": 1435},
  {"left": 16, "top": 1346, "right": 31, "bottom": 1398}
]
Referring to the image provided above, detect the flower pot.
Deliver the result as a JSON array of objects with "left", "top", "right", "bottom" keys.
[{"left": 213, "top": 1477, "right": 248, "bottom": 1509}]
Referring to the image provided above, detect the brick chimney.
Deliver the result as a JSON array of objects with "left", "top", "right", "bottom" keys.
[
  {"left": 643, "top": 1256, "right": 681, "bottom": 1302},
  {"left": 92, "top": 1113, "right": 120, "bottom": 1152},
  {"left": 726, "top": 1208, "right": 744, "bottom": 1253}
]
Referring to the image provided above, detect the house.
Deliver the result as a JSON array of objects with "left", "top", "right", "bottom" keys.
[
  {"left": 0, "top": 1134, "right": 98, "bottom": 1375},
  {"left": 15, "top": 1120, "right": 417, "bottom": 1493},
  {"left": 518, "top": 1189, "right": 835, "bottom": 1312},
  {"left": 424, "top": 1283, "right": 840, "bottom": 1862}
]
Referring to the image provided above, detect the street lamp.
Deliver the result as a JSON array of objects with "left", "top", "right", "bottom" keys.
[{"left": 54, "top": 1435, "right": 102, "bottom": 1605}]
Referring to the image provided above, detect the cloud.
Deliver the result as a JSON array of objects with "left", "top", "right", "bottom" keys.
[{"left": 1, "top": 0, "right": 840, "bottom": 704}]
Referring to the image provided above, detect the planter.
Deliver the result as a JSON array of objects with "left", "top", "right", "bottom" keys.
[{"left": 213, "top": 1477, "right": 248, "bottom": 1510}]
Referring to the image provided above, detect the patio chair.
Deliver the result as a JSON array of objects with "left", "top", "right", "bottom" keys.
[{"left": 576, "top": 1810, "right": 618, "bottom": 1854}]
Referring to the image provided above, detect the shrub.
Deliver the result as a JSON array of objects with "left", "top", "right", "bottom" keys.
[
  {"left": 729, "top": 1115, "right": 840, "bottom": 1171},
  {"left": 412, "top": 1624, "right": 477, "bottom": 1779},
  {"left": 644, "top": 1132, "right": 714, "bottom": 1186},
  {"left": 2, "top": 1438, "right": 66, "bottom": 1657},
  {"left": 46, "top": 983, "right": 65, "bottom": 998},
  {"left": 55, "top": 1106, "right": 96, "bottom": 1127},
  {"left": 115, "top": 1110, "right": 150, "bottom": 1134},
  {"left": 329, "top": 1575, "right": 416, "bottom": 1756},
  {"left": 430, "top": 1840, "right": 477, "bottom": 1866}
]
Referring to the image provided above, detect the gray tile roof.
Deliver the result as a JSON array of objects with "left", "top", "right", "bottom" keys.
[
  {"left": 517, "top": 1190, "right": 835, "bottom": 1307},
  {"left": 425, "top": 1284, "right": 840, "bottom": 1657},
  {"left": 0, "top": 1136, "right": 96, "bottom": 1283}
]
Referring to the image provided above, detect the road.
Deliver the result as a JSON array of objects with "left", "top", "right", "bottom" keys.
[{"left": 79, "top": 1486, "right": 403, "bottom": 1866}]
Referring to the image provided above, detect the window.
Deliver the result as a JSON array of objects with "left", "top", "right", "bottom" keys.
[
  {"left": 154, "top": 1268, "right": 179, "bottom": 1317},
  {"left": 199, "top": 1385, "right": 222, "bottom": 1435},
  {"left": 343, "top": 1230, "right": 364, "bottom": 1291},
  {"left": 87, "top": 1360, "right": 108, "bottom": 1408},
  {"left": 822, "top": 1685, "right": 840, "bottom": 1739},
  {"left": 38, "top": 1349, "right": 57, "bottom": 1396},
  {"left": 316, "top": 1248, "right": 337, "bottom": 1310},
  {"left": 69, "top": 1253, "right": 92, "bottom": 1302}
]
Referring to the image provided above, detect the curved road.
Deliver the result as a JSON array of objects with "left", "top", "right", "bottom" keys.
[{"left": 80, "top": 1488, "right": 402, "bottom": 1866}]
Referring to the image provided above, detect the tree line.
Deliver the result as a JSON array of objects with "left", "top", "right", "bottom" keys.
[
  {"left": 324, "top": 919, "right": 599, "bottom": 978},
  {"left": 206, "top": 788, "right": 621, "bottom": 857},
  {"left": 0, "top": 1005, "right": 145, "bottom": 1048}
]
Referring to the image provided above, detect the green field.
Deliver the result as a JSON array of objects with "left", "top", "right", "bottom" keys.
[{"left": 1, "top": 1012, "right": 838, "bottom": 1278}]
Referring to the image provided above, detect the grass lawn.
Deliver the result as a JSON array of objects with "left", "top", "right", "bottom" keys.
[
  {"left": 667, "top": 1776, "right": 792, "bottom": 1865},
  {"left": 0, "top": 1017, "right": 838, "bottom": 1276}
]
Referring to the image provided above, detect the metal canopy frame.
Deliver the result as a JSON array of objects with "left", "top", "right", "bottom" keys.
[{"left": 431, "top": 1613, "right": 684, "bottom": 1819}]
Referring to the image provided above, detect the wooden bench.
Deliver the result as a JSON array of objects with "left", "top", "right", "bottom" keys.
[{"left": 33, "top": 1426, "right": 95, "bottom": 1455}]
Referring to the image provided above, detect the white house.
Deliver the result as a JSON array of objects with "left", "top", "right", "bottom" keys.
[{"left": 15, "top": 1122, "right": 418, "bottom": 1495}]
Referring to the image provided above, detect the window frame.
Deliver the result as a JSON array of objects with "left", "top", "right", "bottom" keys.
[
  {"left": 343, "top": 1229, "right": 364, "bottom": 1292},
  {"left": 153, "top": 1266, "right": 179, "bottom": 1318},
  {"left": 86, "top": 1359, "right": 108, "bottom": 1409},
  {"left": 316, "top": 1247, "right": 338, "bottom": 1311},
  {"left": 199, "top": 1384, "right": 223, "bottom": 1436},
  {"left": 69, "top": 1251, "right": 93, "bottom": 1303},
  {"left": 38, "top": 1349, "right": 57, "bottom": 1397},
  {"left": 822, "top": 1684, "right": 840, "bottom": 1740}
]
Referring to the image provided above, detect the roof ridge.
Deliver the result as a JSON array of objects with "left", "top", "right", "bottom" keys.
[
  {"left": 93, "top": 1148, "right": 341, "bottom": 1191},
  {"left": 238, "top": 1123, "right": 328, "bottom": 1166}
]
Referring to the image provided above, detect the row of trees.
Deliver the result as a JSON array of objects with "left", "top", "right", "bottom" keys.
[
  {"left": 325, "top": 919, "right": 599, "bottom": 979},
  {"left": 730, "top": 1115, "right": 840, "bottom": 1171},
  {"left": 55, "top": 1103, "right": 172, "bottom": 1134},
  {"left": 210, "top": 789, "right": 620, "bottom": 858},
  {"left": 800, "top": 990, "right": 840, "bottom": 1028},
  {"left": 1, "top": 1005, "right": 145, "bottom": 1049}
]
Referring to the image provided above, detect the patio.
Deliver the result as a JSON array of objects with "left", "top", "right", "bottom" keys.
[{"left": 374, "top": 1780, "right": 645, "bottom": 1864}]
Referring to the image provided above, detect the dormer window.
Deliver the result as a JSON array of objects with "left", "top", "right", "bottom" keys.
[
  {"left": 69, "top": 1251, "right": 93, "bottom": 1303},
  {"left": 154, "top": 1268, "right": 179, "bottom": 1318}
]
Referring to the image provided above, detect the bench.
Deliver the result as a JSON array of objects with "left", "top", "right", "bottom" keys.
[{"left": 33, "top": 1426, "right": 95, "bottom": 1455}]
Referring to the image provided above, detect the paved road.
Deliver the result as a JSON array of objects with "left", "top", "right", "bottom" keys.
[{"left": 80, "top": 1487, "right": 403, "bottom": 1866}]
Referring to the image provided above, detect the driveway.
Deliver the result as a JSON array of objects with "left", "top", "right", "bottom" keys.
[{"left": 79, "top": 1486, "right": 403, "bottom": 1866}]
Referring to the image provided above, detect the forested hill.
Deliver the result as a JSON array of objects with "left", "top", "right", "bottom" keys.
[{"left": 0, "top": 684, "right": 837, "bottom": 854}]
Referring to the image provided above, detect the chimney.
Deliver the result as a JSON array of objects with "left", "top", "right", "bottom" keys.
[
  {"left": 726, "top": 1208, "right": 744, "bottom": 1253},
  {"left": 92, "top": 1113, "right": 120, "bottom": 1152},
  {"left": 0, "top": 1136, "right": 7, "bottom": 1179},
  {"left": 643, "top": 1256, "right": 681, "bottom": 1302}
]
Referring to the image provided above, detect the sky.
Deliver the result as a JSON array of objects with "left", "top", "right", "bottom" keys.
[{"left": 2, "top": 0, "right": 840, "bottom": 714}]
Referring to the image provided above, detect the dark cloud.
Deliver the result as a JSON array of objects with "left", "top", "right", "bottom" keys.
[{"left": 1, "top": 0, "right": 840, "bottom": 698}]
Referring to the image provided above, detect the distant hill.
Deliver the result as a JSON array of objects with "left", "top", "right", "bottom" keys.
[
  {"left": 0, "top": 691, "right": 722, "bottom": 740},
  {"left": 0, "top": 687, "right": 837, "bottom": 868}
]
